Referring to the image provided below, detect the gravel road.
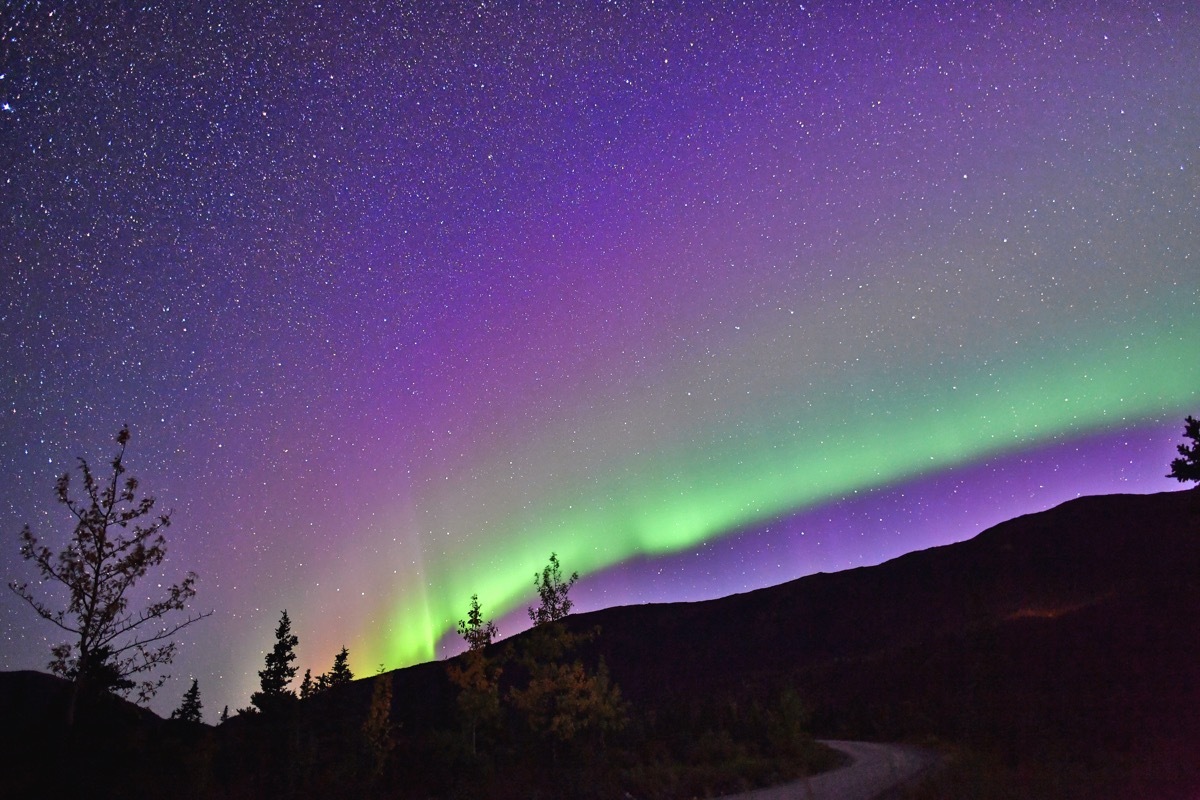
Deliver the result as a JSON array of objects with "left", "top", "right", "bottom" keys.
[{"left": 716, "top": 740, "right": 939, "bottom": 800}]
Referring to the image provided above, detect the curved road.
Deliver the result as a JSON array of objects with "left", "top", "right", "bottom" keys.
[{"left": 717, "top": 740, "right": 939, "bottom": 800}]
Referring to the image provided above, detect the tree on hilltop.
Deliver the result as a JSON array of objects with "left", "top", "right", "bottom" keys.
[
  {"left": 8, "top": 425, "right": 209, "bottom": 724},
  {"left": 458, "top": 593, "right": 499, "bottom": 651},
  {"left": 327, "top": 645, "right": 354, "bottom": 686},
  {"left": 528, "top": 552, "right": 578, "bottom": 627},
  {"left": 1168, "top": 414, "right": 1200, "bottom": 483},
  {"left": 449, "top": 593, "right": 503, "bottom": 754},
  {"left": 510, "top": 553, "right": 626, "bottom": 757},
  {"left": 251, "top": 610, "right": 299, "bottom": 712},
  {"left": 171, "top": 678, "right": 203, "bottom": 724},
  {"left": 303, "top": 645, "right": 355, "bottom": 697}
]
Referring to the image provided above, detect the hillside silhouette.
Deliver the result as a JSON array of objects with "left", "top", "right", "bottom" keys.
[
  {"left": 3, "top": 487, "right": 1197, "bottom": 798},
  {"left": 569, "top": 486, "right": 1200, "bottom": 797}
]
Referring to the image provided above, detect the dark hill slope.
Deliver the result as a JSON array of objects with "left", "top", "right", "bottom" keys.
[
  {"left": 0, "top": 670, "right": 193, "bottom": 798},
  {"left": 574, "top": 487, "right": 1198, "bottom": 698},
  {"left": 560, "top": 486, "right": 1200, "bottom": 796},
  {"left": 303, "top": 487, "right": 1198, "bottom": 795}
]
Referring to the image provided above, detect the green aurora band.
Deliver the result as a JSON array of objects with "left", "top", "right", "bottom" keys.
[{"left": 367, "top": 293, "right": 1199, "bottom": 669}]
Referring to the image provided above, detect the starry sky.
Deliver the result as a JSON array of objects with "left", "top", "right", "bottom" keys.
[{"left": 1, "top": 2, "right": 1197, "bottom": 721}]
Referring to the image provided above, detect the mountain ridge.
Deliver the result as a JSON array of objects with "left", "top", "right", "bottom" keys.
[{"left": 4, "top": 486, "right": 1197, "bottom": 797}]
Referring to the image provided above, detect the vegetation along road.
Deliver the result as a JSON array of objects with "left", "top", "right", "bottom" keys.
[{"left": 719, "top": 740, "right": 940, "bottom": 800}]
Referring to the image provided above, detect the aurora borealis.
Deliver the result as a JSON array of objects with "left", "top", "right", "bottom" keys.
[{"left": 2, "top": 2, "right": 1198, "bottom": 719}]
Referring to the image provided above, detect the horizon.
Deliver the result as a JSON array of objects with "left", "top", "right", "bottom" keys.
[{"left": 4, "top": 476, "right": 1195, "bottom": 717}]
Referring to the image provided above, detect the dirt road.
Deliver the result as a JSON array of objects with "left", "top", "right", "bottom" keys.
[{"left": 717, "top": 740, "right": 939, "bottom": 800}]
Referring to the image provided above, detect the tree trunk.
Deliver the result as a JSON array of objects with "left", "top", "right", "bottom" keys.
[{"left": 65, "top": 675, "right": 82, "bottom": 728}]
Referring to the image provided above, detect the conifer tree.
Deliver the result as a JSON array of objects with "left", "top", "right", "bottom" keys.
[
  {"left": 170, "top": 678, "right": 203, "bottom": 724},
  {"left": 327, "top": 645, "right": 354, "bottom": 685},
  {"left": 305, "top": 646, "right": 354, "bottom": 697},
  {"left": 219, "top": 705, "right": 229, "bottom": 724},
  {"left": 1168, "top": 415, "right": 1200, "bottom": 483},
  {"left": 251, "top": 610, "right": 299, "bottom": 712}
]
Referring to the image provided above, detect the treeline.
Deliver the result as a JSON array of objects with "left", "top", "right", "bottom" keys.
[
  {"left": 149, "top": 552, "right": 832, "bottom": 799},
  {"left": 201, "top": 552, "right": 630, "bottom": 797},
  {"left": 6, "top": 426, "right": 837, "bottom": 798}
]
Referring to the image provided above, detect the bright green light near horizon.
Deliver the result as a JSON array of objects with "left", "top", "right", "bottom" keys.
[{"left": 366, "top": 310, "right": 1199, "bottom": 672}]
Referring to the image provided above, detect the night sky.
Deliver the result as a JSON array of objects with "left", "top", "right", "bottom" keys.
[{"left": 2, "top": 2, "right": 1197, "bottom": 721}]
